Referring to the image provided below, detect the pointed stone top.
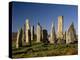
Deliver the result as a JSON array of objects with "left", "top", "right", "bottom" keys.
[
  {"left": 71, "top": 22, "right": 74, "bottom": 26},
  {"left": 17, "top": 28, "right": 20, "bottom": 32},
  {"left": 38, "top": 22, "right": 42, "bottom": 28},
  {"left": 52, "top": 22, "right": 54, "bottom": 27},
  {"left": 38, "top": 22, "right": 40, "bottom": 25},
  {"left": 26, "top": 19, "right": 29, "bottom": 24},
  {"left": 68, "top": 22, "right": 75, "bottom": 32},
  {"left": 51, "top": 21, "right": 55, "bottom": 28},
  {"left": 22, "top": 26, "right": 24, "bottom": 30},
  {"left": 20, "top": 27, "right": 22, "bottom": 31}
]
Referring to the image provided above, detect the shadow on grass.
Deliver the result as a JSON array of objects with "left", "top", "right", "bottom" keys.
[{"left": 13, "top": 47, "right": 34, "bottom": 55}]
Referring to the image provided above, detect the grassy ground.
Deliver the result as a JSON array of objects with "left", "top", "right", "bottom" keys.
[{"left": 12, "top": 40, "right": 78, "bottom": 58}]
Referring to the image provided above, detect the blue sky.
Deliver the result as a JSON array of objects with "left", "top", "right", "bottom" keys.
[{"left": 12, "top": 2, "right": 78, "bottom": 34}]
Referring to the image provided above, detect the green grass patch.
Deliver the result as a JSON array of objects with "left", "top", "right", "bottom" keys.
[{"left": 12, "top": 42, "right": 78, "bottom": 58}]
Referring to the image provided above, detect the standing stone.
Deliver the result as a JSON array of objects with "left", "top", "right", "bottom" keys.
[
  {"left": 23, "top": 24, "right": 26, "bottom": 45},
  {"left": 31, "top": 26, "right": 34, "bottom": 40},
  {"left": 36, "top": 22, "right": 42, "bottom": 43},
  {"left": 63, "top": 31, "right": 66, "bottom": 40},
  {"left": 28, "top": 29, "right": 31, "bottom": 46},
  {"left": 25, "top": 19, "right": 31, "bottom": 43},
  {"left": 50, "top": 22, "right": 56, "bottom": 44},
  {"left": 42, "top": 29, "right": 49, "bottom": 44},
  {"left": 66, "top": 32, "right": 70, "bottom": 44},
  {"left": 16, "top": 28, "right": 23, "bottom": 48},
  {"left": 57, "top": 16, "right": 64, "bottom": 44},
  {"left": 62, "top": 31, "right": 66, "bottom": 44},
  {"left": 22, "top": 27, "right": 25, "bottom": 46},
  {"left": 66, "top": 23, "right": 77, "bottom": 44},
  {"left": 16, "top": 29, "right": 20, "bottom": 48}
]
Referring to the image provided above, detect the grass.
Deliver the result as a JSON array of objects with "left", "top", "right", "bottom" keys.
[{"left": 12, "top": 40, "right": 78, "bottom": 58}]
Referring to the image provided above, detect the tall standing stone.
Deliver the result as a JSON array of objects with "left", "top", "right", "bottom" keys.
[
  {"left": 50, "top": 22, "right": 56, "bottom": 44},
  {"left": 31, "top": 26, "right": 34, "bottom": 40},
  {"left": 16, "top": 28, "right": 23, "bottom": 48},
  {"left": 36, "top": 22, "right": 42, "bottom": 43},
  {"left": 22, "top": 27, "right": 25, "bottom": 45},
  {"left": 23, "top": 24, "right": 26, "bottom": 45},
  {"left": 25, "top": 19, "right": 31, "bottom": 43},
  {"left": 16, "top": 29, "right": 20, "bottom": 48},
  {"left": 42, "top": 29, "right": 49, "bottom": 44},
  {"left": 66, "top": 23, "right": 77, "bottom": 44},
  {"left": 62, "top": 31, "right": 66, "bottom": 44},
  {"left": 28, "top": 29, "right": 31, "bottom": 46},
  {"left": 57, "top": 16, "right": 64, "bottom": 44},
  {"left": 63, "top": 31, "right": 66, "bottom": 40},
  {"left": 66, "top": 32, "right": 70, "bottom": 44}
]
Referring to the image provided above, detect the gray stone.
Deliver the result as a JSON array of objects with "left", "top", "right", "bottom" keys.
[
  {"left": 16, "top": 28, "right": 23, "bottom": 48},
  {"left": 57, "top": 16, "right": 63, "bottom": 39},
  {"left": 36, "top": 22, "right": 42, "bottom": 43},
  {"left": 31, "top": 26, "right": 34, "bottom": 40},
  {"left": 66, "top": 23, "right": 77, "bottom": 44},
  {"left": 42, "top": 29, "right": 49, "bottom": 44},
  {"left": 25, "top": 19, "right": 31, "bottom": 43},
  {"left": 22, "top": 27, "right": 25, "bottom": 46},
  {"left": 50, "top": 22, "right": 56, "bottom": 44},
  {"left": 57, "top": 16, "right": 64, "bottom": 44}
]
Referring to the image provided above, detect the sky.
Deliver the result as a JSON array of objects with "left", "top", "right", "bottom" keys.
[{"left": 12, "top": 1, "right": 78, "bottom": 34}]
